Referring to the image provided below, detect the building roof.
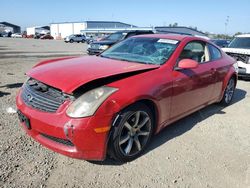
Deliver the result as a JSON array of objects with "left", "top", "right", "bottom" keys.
[
  {"left": 27, "top": 26, "right": 50, "bottom": 30},
  {"left": 86, "top": 21, "right": 137, "bottom": 28},
  {"left": 155, "top": 26, "right": 206, "bottom": 37},
  {"left": 50, "top": 21, "right": 137, "bottom": 28},
  {"left": 0, "top": 22, "right": 20, "bottom": 28},
  {"left": 81, "top": 27, "right": 153, "bottom": 34},
  {"left": 236, "top": 34, "right": 250, "bottom": 38}
]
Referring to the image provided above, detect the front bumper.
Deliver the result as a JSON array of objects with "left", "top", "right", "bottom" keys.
[
  {"left": 238, "top": 61, "right": 250, "bottom": 78},
  {"left": 87, "top": 48, "right": 103, "bottom": 55},
  {"left": 16, "top": 89, "right": 113, "bottom": 161},
  {"left": 238, "top": 67, "right": 250, "bottom": 78}
]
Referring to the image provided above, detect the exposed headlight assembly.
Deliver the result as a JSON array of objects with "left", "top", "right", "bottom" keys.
[
  {"left": 66, "top": 86, "right": 118, "bottom": 118},
  {"left": 99, "top": 45, "right": 109, "bottom": 50}
]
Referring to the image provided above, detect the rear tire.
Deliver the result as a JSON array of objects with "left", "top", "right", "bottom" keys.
[
  {"left": 219, "top": 77, "right": 235, "bottom": 106},
  {"left": 108, "top": 103, "right": 154, "bottom": 162}
]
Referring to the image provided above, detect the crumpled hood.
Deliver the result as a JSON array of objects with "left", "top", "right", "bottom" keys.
[
  {"left": 27, "top": 56, "right": 159, "bottom": 93},
  {"left": 222, "top": 47, "right": 250, "bottom": 55}
]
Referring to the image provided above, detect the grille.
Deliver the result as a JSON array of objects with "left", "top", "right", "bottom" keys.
[
  {"left": 90, "top": 43, "right": 100, "bottom": 49},
  {"left": 21, "top": 79, "right": 67, "bottom": 113},
  {"left": 40, "top": 133, "right": 74, "bottom": 147}
]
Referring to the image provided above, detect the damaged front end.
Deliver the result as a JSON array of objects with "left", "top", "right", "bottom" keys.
[
  {"left": 226, "top": 52, "right": 250, "bottom": 64},
  {"left": 21, "top": 78, "right": 74, "bottom": 113},
  {"left": 224, "top": 50, "right": 250, "bottom": 78}
]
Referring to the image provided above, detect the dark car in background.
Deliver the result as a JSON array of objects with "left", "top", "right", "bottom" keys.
[
  {"left": 87, "top": 30, "right": 154, "bottom": 55},
  {"left": 211, "top": 39, "right": 230, "bottom": 48},
  {"left": 40, "top": 34, "right": 54, "bottom": 40}
]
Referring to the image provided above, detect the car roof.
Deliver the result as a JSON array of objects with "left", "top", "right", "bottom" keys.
[
  {"left": 236, "top": 34, "right": 250, "bottom": 38},
  {"left": 134, "top": 34, "right": 206, "bottom": 41},
  {"left": 115, "top": 30, "right": 153, "bottom": 34}
]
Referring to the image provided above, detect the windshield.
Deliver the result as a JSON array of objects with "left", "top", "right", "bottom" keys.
[
  {"left": 101, "top": 37, "right": 179, "bottom": 65},
  {"left": 105, "top": 33, "right": 125, "bottom": 41},
  {"left": 228, "top": 37, "right": 250, "bottom": 49}
]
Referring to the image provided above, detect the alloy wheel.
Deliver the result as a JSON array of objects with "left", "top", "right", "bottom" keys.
[
  {"left": 118, "top": 111, "right": 152, "bottom": 156},
  {"left": 225, "top": 78, "right": 235, "bottom": 104}
]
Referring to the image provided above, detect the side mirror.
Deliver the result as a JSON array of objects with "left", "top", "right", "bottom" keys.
[{"left": 177, "top": 59, "right": 198, "bottom": 70}]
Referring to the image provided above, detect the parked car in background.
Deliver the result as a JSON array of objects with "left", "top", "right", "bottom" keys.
[
  {"left": 64, "top": 34, "right": 86, "bottom": 43},
  {"left": 87, "top": 30, "right": 154, "bottom": 55},
  {"left": 11, "top": 33, "right": 22, "bottom": 38},
  {"left": 16, "top": 34, "right": 237, "bottom": 162},
  {"left": 2, "top": 32, "right": 9, "bottom": 37},
  {"left": 23, "top": 34, "right": 34, "bottom": 39},
  {"left": 0, "top": 32, "right": 12, "bottom": 37},
  {"left": 85, "top": 35, "right": 94, "bottom": 44},
  {"left": 222, "top": 34, "right": 250, "bottom": 79},
  {"left": 40, "top": 34, "right": 54, "bottom": 40},
  {"left": 211, "top": 39, "right": 230, "bottom": 48}
]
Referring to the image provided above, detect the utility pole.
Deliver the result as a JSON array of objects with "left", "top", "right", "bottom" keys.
[{"left": 225, "top": 16, "right": 229, "bottom": 39}]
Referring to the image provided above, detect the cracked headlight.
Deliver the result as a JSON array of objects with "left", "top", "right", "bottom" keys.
[{"left": 66, "top": 86, "right": 118, "bottom": 118}]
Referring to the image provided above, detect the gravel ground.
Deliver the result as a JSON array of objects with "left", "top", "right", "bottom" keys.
[{"left": 0, "top": 37, "right": 249, "bottom": 188}]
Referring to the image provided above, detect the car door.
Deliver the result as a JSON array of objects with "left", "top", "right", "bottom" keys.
[
  {"left": 207, "top": 43, "right": 228, "bottom": 100},
  {"left": 75, "top": 35, "right": 80, "bottom": 42},
  {"left": 170, "top": 41, "right": 216, "bottom": 119}
]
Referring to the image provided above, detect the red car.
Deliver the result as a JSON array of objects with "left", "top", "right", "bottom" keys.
[
  {"left": 16, "top": 34, "right": 237, "bottom": 162},
  {"left": 40, "top": 34, "right": 54, "bottom": 40}
]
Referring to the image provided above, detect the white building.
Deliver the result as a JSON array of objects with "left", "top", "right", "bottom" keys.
[
  {"left": 50, "top": 22, "right": 87, "bottom": 39},
  {"left": 50, "top": 21, "right": 138, "bottom": 39}
]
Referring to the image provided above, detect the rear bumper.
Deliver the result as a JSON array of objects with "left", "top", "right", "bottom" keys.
[{"left": 16, "top": 89, "right": 112, "bottom": 161}]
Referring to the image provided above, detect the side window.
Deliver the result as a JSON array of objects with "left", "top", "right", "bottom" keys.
[
  {"left": 208, "top": 44, "right": 222, "bottom": 61},
  {"left": 179, "top": 41, "right": 210, "bottom": 63}
]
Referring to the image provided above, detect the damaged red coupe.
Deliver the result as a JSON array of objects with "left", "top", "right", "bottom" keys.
[{"left": 16, "top": 34, "right": 237, "bottom": 162}]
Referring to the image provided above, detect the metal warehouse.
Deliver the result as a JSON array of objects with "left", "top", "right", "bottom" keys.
[
  {"left": 50, "top": 21, "right": 138, "bottom": 39},
  {"left": 0, "top": 22, "right": 21, "bottom": 33}
]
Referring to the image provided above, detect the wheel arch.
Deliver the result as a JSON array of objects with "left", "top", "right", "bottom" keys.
[
  {"left": 219, "top": 71, "right": 237, "bottom": 102},
  {"left": 110, "top": 98, "right": 159, "bottom": 135},
  {"left": 107, "top": 98, "right": 159, "bottom": 161}
]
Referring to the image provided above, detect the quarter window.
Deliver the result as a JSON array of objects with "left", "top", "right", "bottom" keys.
[{"left": 208, "top": 44, "right": 222, "bottom": 61}]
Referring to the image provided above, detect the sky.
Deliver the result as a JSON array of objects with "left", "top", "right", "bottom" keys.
[{"left": 1, "top": 0, "right": 250, "bottom": 35}]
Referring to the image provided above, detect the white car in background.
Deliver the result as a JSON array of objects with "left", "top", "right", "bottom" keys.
[
  {"left": 222, "top": 34, "right": 250, "bottom": 79},
  {"left": 64, "top": 34, "right": 86, "bottom": 43},
  {"left": 11, "top": 33, "right": 23, "bottom": 38}
]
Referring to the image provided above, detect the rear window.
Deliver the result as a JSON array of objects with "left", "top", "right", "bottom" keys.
[{"left": 208, "top": 44, "right": 222, "bottom": 61}]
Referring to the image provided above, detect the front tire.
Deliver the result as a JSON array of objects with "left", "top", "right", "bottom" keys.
[
  {"left": 219, "top": 77, "right": 235, "bottom": 106},
  {"left": 69, "top": 39, "right": 73, "bottom": 43},
  {"left": 109, "top": 103, "right": 154, "bottom": 162}
]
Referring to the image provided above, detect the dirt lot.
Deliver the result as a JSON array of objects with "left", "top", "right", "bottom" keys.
[{"left": 0, "top": 38, "right": 249, "bottom": 188}]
